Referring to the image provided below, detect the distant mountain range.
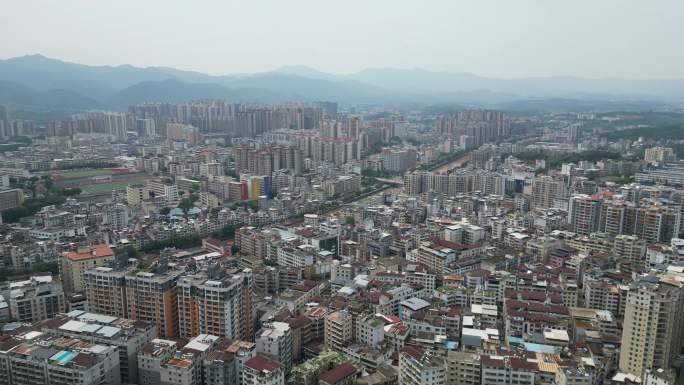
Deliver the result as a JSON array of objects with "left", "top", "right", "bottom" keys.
[{"left": 0, "top": 54, "right": 682, "bottom": 120}]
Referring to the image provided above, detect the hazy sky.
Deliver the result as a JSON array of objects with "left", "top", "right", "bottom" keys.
[{"left": 2, "top": 0, "right": 683, "bottom": 79}]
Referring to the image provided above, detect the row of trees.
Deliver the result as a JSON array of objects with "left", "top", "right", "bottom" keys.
[
  {"left": 603, "top": 124, "right": 684, "bottom": 141},
  {"left": 0, "top": 262, "right": 59, "bottom": 282},
  {"left": 516, "top": 150, "right": 622, "bottom": 169},
  {"left": 140, "top": 234, "right": 202, "bottom": 253},
  {"left": 1, "top": 176, "right": 83, "bottom": 223}
]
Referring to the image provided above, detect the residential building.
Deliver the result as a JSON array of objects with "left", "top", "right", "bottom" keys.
[
  {"left": 0, "top": 188, "right": 24, "bottom": 210},
  {"left": 0, "top": 334, "right": 122, "bottom": 385},
  {"left": 480, "top": 355, "right": 536, "bottom": 385},
  {"left": 177, "top": 268, "right": 255, "bottom": 340},
  {"left": 127, "top": 184, "right": 150, "bottom": 208},
  {"left": 399, "top": 348, "right": 447, "bottom": 385},
  {"left": 568, "top": 194, "right": 602, "bottom": 235},
  {"left": 4, "top": 275, "right": 66, "bottom": 323},
  {"left": 319, "top": 363, "right": 359, "bottom": 385},
  {"left": 325, "top": 311, "right": 353, "bottom": 352},
  {"left": 243, "top": 356, "right": 285, "bottom": 385},
  {"left": 257, "top": 322, "right": 293, "bottom": 374},
  {"left": 618, "top": 275, "right": 684, "bottom": 377},
  {"left": 644, "top": 147, "right": 675, "bottom": 165},
  {"left": 36, "top": 310, "right": 156, "bottom": 384},
  {"left": 60, "top": 244, "right": 116, "bottom": 294},
  {"left": 446, "top": 351, "right": 480, "bottom": 385}
]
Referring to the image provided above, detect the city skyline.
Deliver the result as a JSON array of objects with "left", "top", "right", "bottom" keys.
[{"left": 1, "top": 2, "right": 684, "bottom": 385}]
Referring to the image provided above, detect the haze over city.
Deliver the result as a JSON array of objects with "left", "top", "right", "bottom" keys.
[{"left": 2, "top": 0, "right": 684, "bottom": 79}]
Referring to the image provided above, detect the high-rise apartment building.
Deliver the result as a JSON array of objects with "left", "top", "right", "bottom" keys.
[
  {"left": 136, "top": 118, "right": 157, "bottom": 137},
  {"left": 83, "top": 267, "right": 128, "bottom": 318},
  {"left": 0, "top": 105, "right": 9, "bottom": 138},
  {"left": 166, "top": 123, "right": 201, "bottom": 145},
  {"left": 583, "top": 281, "right": 622, "bottom": 317},
  {"left": 199, "top": 162, "right": 224, "bottom": 177},
  {"left": 619, "top": 275, "right": 684, "bottom": 377},
  {"left": 102, "top": 203, "right": 129, "bottom": 230},
  {"left": 312, "top": 137, "right": 358, "bottom": 166},
  {"left": 613, "top": 235, "right": 646, "bottom": 274},
  {"left": 84, "top": 265, "right": 183, "bottom": 339},
  {"left": 568, "top": 124, "right": 581, "bottom": 143},
  {"left": 104, "top": 112, "right": 129, "bottom": 141},
  {"left": 234, "top": 145, "right": 304, "bottom": 176},
  {"left": 532, "top": 176, "right": 567, "bottom": 209},
  {"left": 436, "top": 110, "right": 510, "bottom": 146},
  {"left": 177, "top": 267, "right": 255, "bottom": 340},
  {"left": 599, "top": 199, "right": 681, "bottom": 244},
  {"left": 600, "top": 201, "right": 630, "bottom": 237},
  {"left": 644, "top": 147, "right": 675, "bottom": 165},
  {"left": 568, "top": 194, "right": 602, "bottom": 235},
  {"left": 125, "top": 269, "right": 182, "bottom": 339},
  {"left": 380, "top": 148, "right": 417, "bottom": 172},
  {"left": 637, "top": 205, "right": 681, "bottom": 245}
]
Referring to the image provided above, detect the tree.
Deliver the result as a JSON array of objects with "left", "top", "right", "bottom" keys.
[
  {"left": 119, "top": 246, "right": 138, "bottom": 259},
  {"left": 214, "top": 223, "right": 243, "bottom": 240},
  {"left": 61, "top": 187, "right": 81, "bottom": 196},
  {"left": 10, "top": 178, "right": 25, "bottom": 189},
  {"left": 586, "top": 171, "right": 600, "bottom": 181},
  {"left": 0, "top": 262, "right": 59, "bottom": 282},
  {"left": 247, "top": 200, "right": 259, "bottom": 211},
  {"left": 177, "top": 198, "right": 194, "bottom": 215},
  {"left": 345, "top": 216, "right": 356, "bottom": 226},
  {"left": 2, "top": 207, "right": 30, "bottom": 223},
  {"left": 27, "top": 176, "right": 39, "bottom": 195}
]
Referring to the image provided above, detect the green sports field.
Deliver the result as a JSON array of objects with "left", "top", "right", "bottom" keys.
[{"left": 80, "top": 181, "right": 130, "bottom": 195}]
